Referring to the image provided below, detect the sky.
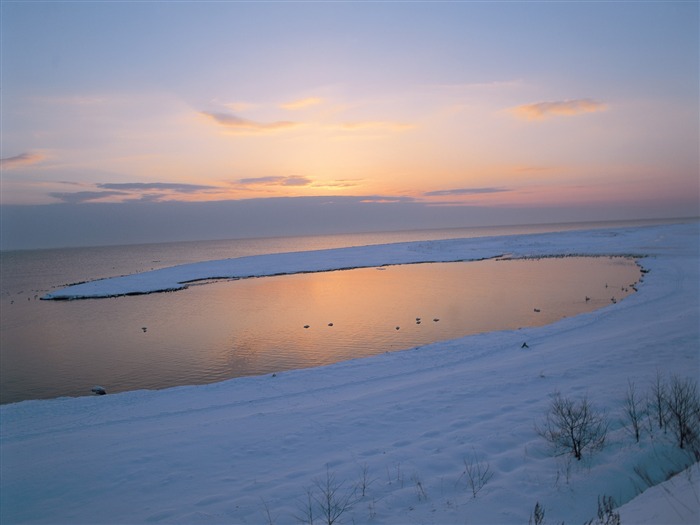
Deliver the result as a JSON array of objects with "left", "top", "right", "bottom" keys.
[{"left": 1, "top": 1, "right": 698, "bottom": 249}]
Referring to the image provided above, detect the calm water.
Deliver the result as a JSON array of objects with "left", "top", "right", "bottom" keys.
[{"left": 0, "top": 219, "right": 670, "bottom": 404}]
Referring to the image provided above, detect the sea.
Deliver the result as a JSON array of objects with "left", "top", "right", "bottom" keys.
[{"left": 0, "top": 218, "right": 683, "bottom": 404}]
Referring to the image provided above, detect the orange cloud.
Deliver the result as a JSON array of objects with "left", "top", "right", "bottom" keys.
[
  {"left": 314, "top": 179, "right": 362, "bottom": 189},
  {"left": 200, "top": 111, "right": 299, "bottom": 133},
  {"left": 510, "top": 99, "right": 607, "bottom": 120},
  {"left": 236, "top": 176, "right": 362, "bottom": 192},
  {"left": 280, "top": 97, "right": 323, "bottom": 110},
  {"left": 335, "top": 121, "right": 415, "bottom": 131},
  {"left": 222, "top": 101, "right": 257, "bottom": 112},
  {"left": 0, "top": 152, "right": 45, "bottom": 168}
]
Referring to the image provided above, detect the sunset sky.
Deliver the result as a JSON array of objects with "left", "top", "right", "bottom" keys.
[{"left": 1, "top": 1, "right": 698, "bottom": 249}]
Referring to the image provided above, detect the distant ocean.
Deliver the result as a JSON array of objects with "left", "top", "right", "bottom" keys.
[{"left": 0, "top": 218, "right": 685, "bottom": 404}]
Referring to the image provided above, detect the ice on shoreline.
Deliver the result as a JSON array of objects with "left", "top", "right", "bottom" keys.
[
  {"left": 3, "top": 221, "right": 699, "bottom": 524},
  {"left": 44, "top": 225, "right": 661, "bottom": 300}
]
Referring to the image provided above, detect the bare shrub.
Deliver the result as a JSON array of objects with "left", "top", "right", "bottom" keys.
[
  {"left": 411, "top": 473, "right": 428, "bottom": 502},
  {"left": 386, "top": 462, "right": 404, "bottom": 488},
  {"left": 584, "top": 495, "right": 620, "bottom": 525},
  {"left": 312, "top": 467, "right": 357, "bottom": 525},
  {"left": 356, "top": 463, "right": 375, "bottom": 498},
  {"left": 665, "top": 375, "right": 700, "bottom": 455},
  {"left": 529, "top": 501, "right": 545, "bottom": 525},
  {"left": 459, "top": 450, "right": 493, "bottom": 498},
  {"left": 631, "top": 441, "right": 700, "bottom": 496},
  {"left": 622, "top": 379, "right": 645, "bottom": 443},
  {"left": 554, "top": 455, "right": 573, "bottom": 487},
  {"left": 528, "top": 501, "right": 566, "bottom": 525},
  {"left": 632, "top": 463, "right": 656, "bottom": 493},
  {"left": 536, "top": 392, "right": 608, "bottom": 461},
  {"left": 261, "top": 498, "right": 277, "bottom": 525},
  {"left": 367, "top": 498, "right": 377, "bottom": 521}
]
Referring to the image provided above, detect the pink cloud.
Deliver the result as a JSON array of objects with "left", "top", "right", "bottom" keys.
[
  {"left": 0, "top": 152, "right": 45, "bottom": 168},
  {"left": 511, "top": 99, "right": 608, "bottom": 120},
  {"left": 200, "top": 112, "right": 299, "bottom": 133},
  {"left": 279, "top": 97, "right": 323, "bottom": 110}
]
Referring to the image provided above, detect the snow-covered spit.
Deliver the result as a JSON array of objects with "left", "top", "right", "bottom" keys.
[
  {"left": 2, "top": 222, "right": 698, "bottom": 524},
  {"left": 36, "top": 224, "right": 674, "bottom": 300}
]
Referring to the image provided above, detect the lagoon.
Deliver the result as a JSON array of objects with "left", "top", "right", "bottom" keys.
[{"left": 1, "top": 255, "right": 639, "bottom": 404}]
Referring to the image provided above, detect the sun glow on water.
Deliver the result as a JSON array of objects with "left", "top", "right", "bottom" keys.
[{"left": 1, "top": 256, "right": 640, "bottom": 404}]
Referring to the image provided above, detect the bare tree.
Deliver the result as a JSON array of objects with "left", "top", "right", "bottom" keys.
[
  {"left": 356, "top": 463, "right": 375, "bottom": 498},
  {"left": 536, "top": 392, "right": 608, "bottom": 461},
  {"left": 293, "top": 488, "right": 315, "bottom": 525},
  {"left": 622, "top": 379, "right": 644, "bottom": 443},
  {"left": 649, "top": 369, "right": 668, "bottom": 432},
  {"left": 666, "top": 375, "right": 700, "bottom": 454}
]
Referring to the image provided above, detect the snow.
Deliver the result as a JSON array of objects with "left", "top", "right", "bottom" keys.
[
  {"left": 618, "top": 463, "right": 700, "bottom": 524},
  {"left": 2, "top": 221, "right": 699, "bottom": 524},
  {"left": 40, "top": 225, "right": 672, "bottom": 300}
]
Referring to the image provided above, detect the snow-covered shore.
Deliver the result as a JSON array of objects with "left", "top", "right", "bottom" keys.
[
  {"left": 2, "top": 222, "right": 699, "bottom": 524},
  {"left": 42, "top": 226, "right": 657, "bottom": 300}
]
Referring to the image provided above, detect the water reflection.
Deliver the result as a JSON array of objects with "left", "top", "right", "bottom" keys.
[
  {"left": 1, "top": 257, "right": 640, "bottom": 403},
  {"left": 203, "top": 257, "right": 639, "bottom": 369}
]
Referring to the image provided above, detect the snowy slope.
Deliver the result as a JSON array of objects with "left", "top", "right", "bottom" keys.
[
  {"left": 618, "top": 463, "right": 699, "bottom": 524},
  {"left": 2, "top": 222, "right": 699, "bottom": 524}
]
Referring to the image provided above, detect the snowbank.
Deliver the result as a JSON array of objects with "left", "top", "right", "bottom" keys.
[{"left": 2, "top": 222, "right": 699, "bottom": 524}]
